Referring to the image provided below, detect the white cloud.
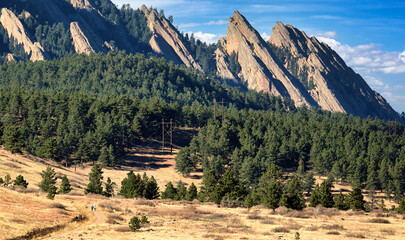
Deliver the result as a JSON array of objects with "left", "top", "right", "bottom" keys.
[
  {"left": 179, "top": 19, "right": 227, "bottom": 28},
  {"left": 261, "top": 32, "right": 270, "bottom": 41},
  {"left": 400, "top": 51, "right": 405, "bottom": 63},
  {"left": 316, "top": 36, "right": 405, "bottom": 74},
  {"left": 186, "top": 31, "right": 223, "bottom": 44},
  {"left": 317, "top": 31, "right": 337, "bottom": 38},
  {"left": 310, "top": 15, "right": 342, "bottom": 20}
]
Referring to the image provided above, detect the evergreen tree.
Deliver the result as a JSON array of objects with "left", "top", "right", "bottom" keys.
[
  {"left": 176, "top": 181, "right": 187, "bottom": 200},
  {"left": 3, "top": 125, "right": 23, "bottom": 153},
  {"left": 263, "top": 181, "right": 282, "bottom": 212},
  {"left": 218, "top": 168, "right": 247, "bottom": 202},
  {"left": 334, "top": 192, "right": 350, "bottom": 210},
  {"left": 0, "top": 177, "right": 3, "bottom": 184},
  {"left": 14, "top": 175, "right": 28, "bottom": 188},
  {"left": 143, "top": 176, "right": 159, "bottom": 199},
  {"left": 39, "top": 166, "right": 57, "bottom": 199},
  {"left": 348, "top": 187, "right": 365, "bottom": 210},
  {"left": 103, "top": 177, "right": 116, "bottom": 197},
  {"left": 161, "top": 181, "right": 177, "bottom": 199},
  {"left": 4, "top": 174, "right": 11, "bottom": 185},
  {"left": 129, "top": 216, "right": 141, "bottom": 231},
  {"left": 119, "top": 171, "right": 145, "bottom": 198},
  {"left": 59, "top": 175, "right": 72, "bottom": 194},
  {"left": 303, "top": 172, "right": 315, "bottom": 195},
  {"left": 175, "top": 147, "right": 196, "bottom": 176},
  {"left": 84, "top": 164, "right": 104, "bottom": 195},
  {"left": 281, "top": 176, "right": 306, "bottom": 210},
  {"left": 319, "top": 181, "right": 334, "bottom": 208},
  {"left": 200, "top": 169, "right": 220, "bottom": 203},
  {"left": 185, "top": 183, "right": 197, "bottom": 201},
  {"left": 259, "top": 163, "right": 283, "bottom": 188},
  {"left": 309, "top": 184, "right": 321, "bottom": 207},
  {"left": 397, "top": 198, "right": 405, "bottom": 214}
]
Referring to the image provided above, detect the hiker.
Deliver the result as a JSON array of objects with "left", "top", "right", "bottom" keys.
[
  {"left": 94, "top": 206, "right": 96, "bottom": 211},
  {"left": 91, "top": 205, "right": 94, "bottom": 211}
]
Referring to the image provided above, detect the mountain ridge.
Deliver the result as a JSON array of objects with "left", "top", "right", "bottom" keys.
[{"left": 0, "top": 0, "right": 401, "bottom": 122}]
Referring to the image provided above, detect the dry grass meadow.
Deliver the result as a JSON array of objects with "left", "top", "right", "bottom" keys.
[{"left": 0, "top": 145, "right": 404, "bottom": 240}]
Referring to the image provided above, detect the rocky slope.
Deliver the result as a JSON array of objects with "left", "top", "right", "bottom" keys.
[
  {"left": 268, "top": 21, "right": 398, "bottom": 119},
  {"left": 0, "top": 8, "right": 47, "bottom": 61},
  {"left": 0, "top": 1, "right": 400, "bottom": 121},
  {"left": 217, "top": 11, "right": 315, "bottom": 107},
  {"left": 216, "top": 11, "right": 399, "bottom": 120},
  {"left": 140, "top": 5, "right": 203, "bottom": 72}
]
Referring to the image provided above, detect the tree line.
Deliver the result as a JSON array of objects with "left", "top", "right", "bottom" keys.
[{"left": 176, "top": 107, "right": 405, "bottom": 200}]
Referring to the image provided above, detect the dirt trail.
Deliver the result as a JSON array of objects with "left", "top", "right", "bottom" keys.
[{"left": 40, "top": 205, "right": 106, "bottom": 240}]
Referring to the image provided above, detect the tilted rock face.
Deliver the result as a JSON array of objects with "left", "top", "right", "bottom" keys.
[
  {"left": 0, "top": 8, "right": 47, "bottom": 61},
  {"left": 141, "top": 5, "right": 203, "bottom": 72},
  {"left": 269, "top": 22, "right": 398, "bottom": 119},
  {"left": 215, "top": 38, "right": 239, "bottom": 83},
  {"left": 67, "top": 0, "right": 94, "bottom": 10},
  {"left": 4, "top": 53, "right": 19, "bottom": 63},
  {"left": 219, "top": 11, "right": 314, "bottom": 107},
  {"left": 70, "top": 21, "right": 97, "bottom": 55}
]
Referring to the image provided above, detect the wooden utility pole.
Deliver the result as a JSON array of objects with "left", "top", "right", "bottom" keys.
[
  {"left": 162, "top": 118, "right": 165, "bottom": 151},
  {"left": 169, "top": 119, "right": 174, "bottom": 153},
  {"left": 217, "top": 98, "right": 227, "bottom": 124},
  {"left": 161, "top": 119, "right": 175, "bottom": 152},
  {"left": 214, "top": 98, "right": 217, "bottom": 120}
]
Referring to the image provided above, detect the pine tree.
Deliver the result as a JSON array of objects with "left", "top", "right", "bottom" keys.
[
  {"left": 303, "top": 172, "right": 315, "bottom": 195},
  {"left": 4, "top": 174, "right": 11, "bottom": 185},
  {"left": 319, "top": 181, "right": 334, "bottom": 208},
  {"left": 103, "top": 177, "right": 116, "bottom": 197},
  {"left": 2, "top": 125, "right": 23, "bottom": 153},
  {"left": 259, "top": 163, "right": 283, "bottom": 188},
  {"left": 281, "top": 176, "right": 306, "bottom": 210},
  {"left": 119, "top": 171, "right": 145, "bottom": 198},
  {"left": 0, "top": 177, "right": 3, "bottom": 184},
  {"left": 397, "top": 198, "right": 405, "bottom": 214},
  {"left": 334, "top": 192, "right": 349, "bottom": 210},
  {"left": 175, "top": 147, "right": 195, "bottom": 176},
  {"left": 39, "top": 166, "right": 57, "bottom": 199},
  {"left": 263, "top": 181, "right": 282, "bottom": 212},
  {"left": 14, "top": 175, "right": 28, "bottom": 188},
  {"left": 309, "top": 184, "right": 321, "bottom": 207},
  {"left": 176, "top": 181, "right": 187, "bottom": 200},
  {"left": 129, "top": 216, "right": 141, "bottom": 231},
  {"left": 219, "top": 168, "right": 247, "bottom": 202},
  {"left": 84, "top": 164, "right": 103, "bottom": 195},
  {"left": 348, "top": 187, "right": 365, "bottom": 210},
  {"left": 59, "top": 175, "right": 72, "bottom": 194},
  {"left": 161, "top": 181, "right": 177, "bottom": 199},
  {"left": 143, "top": 176, "right": 159, "bottom": 199},
  {"left": 185, "top": 183, "right": 197, "bottom": 201},
  {"left": 200, "top": 169, "right": 220, "bottom": 203}
]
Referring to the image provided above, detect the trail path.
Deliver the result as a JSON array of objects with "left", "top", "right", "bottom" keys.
[{"left": 41, "top": 206, "right": 107, "bottom": 240}]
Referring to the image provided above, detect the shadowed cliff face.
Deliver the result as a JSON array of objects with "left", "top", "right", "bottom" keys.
[
  {"left": 140, "top": 5, "right": 203, "bottom": 72},
  {"left": 269, "top": 21, "right": 398, "bottom": 120},
  {"left": 0, "top": 8, "right": 48, "bottom": 61},
  {"left": 0, "top": 1, "right": 400, "bottom": 121},
  {"left": 216, "top": 11, "right": 314, "bottom": 108}
]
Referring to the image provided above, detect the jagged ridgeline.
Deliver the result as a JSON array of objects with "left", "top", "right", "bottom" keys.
[{"left": 0, "top": 0, "right": 402, "bottom": 123}]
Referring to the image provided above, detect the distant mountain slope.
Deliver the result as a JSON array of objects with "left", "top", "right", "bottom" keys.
[{"left": 0, "top": 0, "right": 401, "bottom": 122}]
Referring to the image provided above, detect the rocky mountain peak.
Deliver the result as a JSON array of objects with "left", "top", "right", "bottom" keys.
[
  {"left": 218, "top": 11, "right": 314, "bottom": 107},
  {"left": 141, "top": 5, "right": 203, "bottom": 72},
  {"left": 0, "top": 8, "right": 48, "bottom": 61},
  {"left": 67, "top": 0, "right": 94, "bottom": 10}
]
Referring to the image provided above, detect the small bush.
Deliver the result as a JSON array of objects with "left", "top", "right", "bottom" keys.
[
  {"left": 129, "top": 215, "right": 149, "bottom": 231},
  {"left": 107, "top": 215, "right": 124, "bottom": 224},
  {"left": 306, "top": 226, "right": 319, "bottom": 231},
  {"left": 326, "top": 231, "right": 340, "bottom": 235},
  {"left": 274, "top": 227, "right": 290, "bottom": 233},
  {"left": 48, "top": 203, "right": 66, "bottom": 210},
  {"left": 368, "top": 218, "right": 390, "bottom": 224},
  {"left": 10, "top": 218, "right": 26, "bottom": 224},
  {"left": 115, "top": 226, "right": 130, "bottom": 232},
  {"left": 260, "top": 218, "right": 274, "bottom": 224},
  {"left": 345, "top": 232, "right": 365, "bottom": 238},
  {"left": 380, "top": 229, "right": 395, "bottom": 235},
  {"left": 321, "top": 224, "right": 345, "bottom": 230}
]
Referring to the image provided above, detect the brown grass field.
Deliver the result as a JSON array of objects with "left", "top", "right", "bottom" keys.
[{"left": 0, "top": 145, "right": 404, "bottom": 240}]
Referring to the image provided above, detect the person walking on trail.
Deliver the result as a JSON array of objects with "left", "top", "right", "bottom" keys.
[
  {"left": 94, "top": 206, "right": 96, "bottom": 211},
  {"left": 91, "top": 205, "right": 94, "bottom": 211}
]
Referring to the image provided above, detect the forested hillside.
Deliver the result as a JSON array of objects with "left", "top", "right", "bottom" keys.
[{"left": 176, "top": 108, "right": 405, "bottom": 200}]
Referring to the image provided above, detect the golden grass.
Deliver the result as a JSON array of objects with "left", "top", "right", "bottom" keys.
[{"left": 1, "top": 148, "right": 405, "bottom": 240}]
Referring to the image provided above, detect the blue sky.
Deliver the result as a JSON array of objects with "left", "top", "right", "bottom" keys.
[{"left": 111, "top": 0, "right": 405, "bottom": 114}]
